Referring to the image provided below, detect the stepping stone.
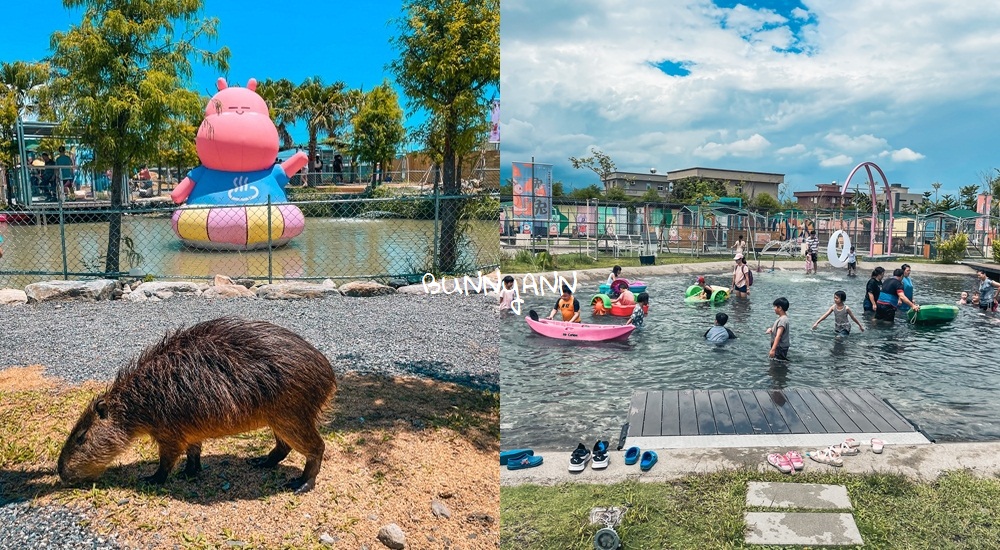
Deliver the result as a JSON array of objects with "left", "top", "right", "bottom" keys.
[
  {"left": 747, "top": 482, "right": 853, "bottom": 510},
  {"left": 745, "top": 512, "right": 863, "bottom": 546}
]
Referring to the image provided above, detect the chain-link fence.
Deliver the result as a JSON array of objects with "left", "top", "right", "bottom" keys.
[
  {"left": 0, "top": 193, "right": 500, "bottom": 289},
  {"left": 501, "top": 198, "right": 999, "bottom": 263}
]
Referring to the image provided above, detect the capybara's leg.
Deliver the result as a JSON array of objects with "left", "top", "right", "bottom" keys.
[
  {"left": 143, "top": 439, "right": 182, "bottom": 484},
  {"left": 181, "top": 442, "right": 203, "bottom": 479},
  {"left": 278, "top": 425, "right": 325, "bottom": 494},
  {"left": 248, "top": 433, "right": 292, "bottom": 468}
]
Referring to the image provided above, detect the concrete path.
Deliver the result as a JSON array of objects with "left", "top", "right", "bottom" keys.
[
  {"left": 745, "top": 482, "right": 864, "bottom": 546},
  {"left": 500, "top": 441, "right": 1000, "bottom": 486}
]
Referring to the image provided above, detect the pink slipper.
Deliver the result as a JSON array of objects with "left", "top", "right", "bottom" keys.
[
  {"left": 785, "top": 450, "right": 805, "bottom": 471},
  {"left": 831, "top": 441, "right": 860, "bottom": 456},
  {"left": 871, "top": 438, "right": 884, "bottom": 454},
  {"left": 767, "top": 453, "right": 793, "bottom": 474}
]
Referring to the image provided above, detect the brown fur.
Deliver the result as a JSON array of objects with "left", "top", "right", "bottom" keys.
[{"left": 58, "top": 318, "right": 337, "bottom": 493}]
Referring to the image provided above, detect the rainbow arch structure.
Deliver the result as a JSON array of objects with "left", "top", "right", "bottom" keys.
[{"left": 840, "top": 161, "right": 894, "bottom": 256}]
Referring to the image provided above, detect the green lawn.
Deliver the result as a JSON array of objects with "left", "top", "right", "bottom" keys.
[{"left": 501, "top": 469, "right": 1000, "bottom": 549}]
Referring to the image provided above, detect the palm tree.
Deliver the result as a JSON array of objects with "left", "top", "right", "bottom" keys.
[
  {"left": 257, "top": 78, "right": 297, "bottom": 150},
  {"left": 293, "top": 77, "right": 348, "bottom": 179},
  {"left": 932, "top": 181, "right": 942, "bottom": 204},
  {"left": 0, "top": 61, "right": 50, "bottom": 165}
]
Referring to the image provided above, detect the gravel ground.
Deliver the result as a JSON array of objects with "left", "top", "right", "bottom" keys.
[
  {"left": 0, "top": 292, "right": 499, "bottom": 390},
  {"left": 0, "top": 291, "right": 499, "bottom": 550}
]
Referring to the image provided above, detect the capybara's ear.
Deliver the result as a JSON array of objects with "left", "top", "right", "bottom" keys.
[
  {"left": 216, "top": 77, "right": 228, "bottom": 91},
  {"left": 94, "top": 397, "right": 108, "bottom": 419},
  {"left": 246, "top": 78, "right": 257, "bottom": 91}
]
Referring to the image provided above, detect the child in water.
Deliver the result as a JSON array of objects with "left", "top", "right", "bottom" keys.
[
  {"left": 705, "top": 312, "right": 737, "bottom": 343},
  {"left": 847, "top": 246, "right": 857, "bottom": 277},
  {"left": 766, "top": 297, "right": 790, "bottom": 360},
  {"left": 606, "top": 265, "right": 622, "bottom": 286},
  {"left": 812, "top": 290, "right": 865, "bottom": 335},
  {"left": 547, "top": 284, "right": 581, "bottom": 323},
  {"left": 625, "top": 292, "right": 649, "bottom": 331},
  {"left": 612, "top": 281, "right": 635, "bottom": 306},
  {"left": 957, "top": 291, "right": 970, "bottom": 305},
  {"left": 697, "top": 276, "right": 712, "bottom": 299},
  {"left": 498, "top": 275, "right": 517, "bottom": 312}
]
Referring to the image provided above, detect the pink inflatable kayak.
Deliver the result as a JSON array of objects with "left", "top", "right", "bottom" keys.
[{"left": 525, "top": 317, "right": 635, "bottom": 342}]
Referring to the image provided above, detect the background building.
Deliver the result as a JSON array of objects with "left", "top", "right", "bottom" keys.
[{"left": 604, "top": 167, "right": 783, "bottom": 200}]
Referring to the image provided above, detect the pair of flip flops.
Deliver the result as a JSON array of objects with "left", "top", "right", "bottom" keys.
[
  {"left": 767, "top": 451, "right": 805, "bottom": 474},
  {"left": 624, "top": 446, "right": 658, "bottom": 471},
  {"left": 842, "top": 437, "right": 885, "bottom": 454},
  {"left": 501, "top": 449, "right": 543, "bottom": 470}
]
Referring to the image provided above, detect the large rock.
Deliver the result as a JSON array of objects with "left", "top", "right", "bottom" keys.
[
  {"left": 0, "top": 288, "right": 28, "bottom": 305},
  {"left": 256, "top": 280, "right": 341, "bottom": 300},
  {"left": 376, "top": 523, "right": 406, "bottom": 549},
  {"left": 396, "top": 284, "right": 431, "bottom": 295},
  {"left": 339, "top": 281, "right": 396, "bottom": 297},
  {"left": 24, "top": 279, "right": 118, "bottom": 303},
  {"left": 202, "top": 284, "right": 257, "bottom": 299},
  {"left": 131, "top": 281, "right": 209, "bottom": 299}
]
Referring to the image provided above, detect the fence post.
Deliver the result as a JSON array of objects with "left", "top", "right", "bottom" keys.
[
  {"left": 433, "top": 173, "right": 441, "bottom": 274},
  {"left": 58, "top": 196, "right": 68, "bottom": 280},
  {"left": 267, "top": 195, "right": 273, "bottom": 284}
]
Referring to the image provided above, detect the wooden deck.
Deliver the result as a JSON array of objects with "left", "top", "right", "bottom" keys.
[{"left": 624, "top": 388, "right": 932, "bottom": 449}]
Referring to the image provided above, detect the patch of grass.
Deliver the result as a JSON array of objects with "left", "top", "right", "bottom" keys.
[{"left": 501, "top": 469, "right": 1000, "bottom": 549}]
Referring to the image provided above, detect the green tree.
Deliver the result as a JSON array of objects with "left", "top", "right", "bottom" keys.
[
  {"left": 351, "top": 81, "right": 404, "bottom": 184},
  {"left": 568, "top": 184, "right": 602, "bottom": 200},
  {"left": 752, "top": 192, "right": 781, "bottom": 211},
  {"left": 568, "top": 147, "right": 616, "bottom": 191},
  {"left": 294, "top": 76, "right": 347, "bottom": 179},
  {"left": 551, "top": 181, "right": 565, "bottom": 197},
  {"left": 604, "top": 186, "right": 629, "bottom": 202},
  {"left": 257, "top": 78, "right": 297, "bottom": 150},
  {"left": 670, "top": 177, "right": 726, "bottom": 204},
  {"left": 0, "top": 61, "right": 50, "bottom": 166},
  {"left": 959, "top": 184, "right": 980, "bottom": 211},
  {"left": 49, "top": 0, "right": 228, "bottom": 274},
  {"left": 637, "top": 187, "right": 661, "bottom": 203},
  {"left": 389, "top": 0, "right": 499, "bottom": 272},
  {"left": 937, "top": 194, "right": 959, "bottom": 211}
]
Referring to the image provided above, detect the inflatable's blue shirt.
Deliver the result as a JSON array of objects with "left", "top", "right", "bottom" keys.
[{"left": 185, "top": 165, "right": 290, "bottom": 206}]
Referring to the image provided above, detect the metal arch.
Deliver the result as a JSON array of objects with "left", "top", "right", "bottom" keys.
[{"left": 840, "top": 161, "right": 894, "bottom": 256}]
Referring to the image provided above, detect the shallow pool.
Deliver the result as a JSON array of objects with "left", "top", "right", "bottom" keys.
[{"left": 501, "top": 268, "right": 1000, "bottom": 450}]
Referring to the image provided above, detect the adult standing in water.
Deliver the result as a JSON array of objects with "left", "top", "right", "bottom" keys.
[
  {"left": 730, "top": 253, "right": 751, "bottom": 299},
  {"left": 733, "top": 234, "right": 747, "bottom": 257},
  {"left": 976, "top": 270, "right": 1000, "bottom": 312},
  {"left": 898, "top": 264, "right": 915, "bottom": 313},
  {"left": 875, "top": 268, "right": 919, "bottom": 322},
  {"left": 863, "top": 267, "right": 884, "bottom": 313}
]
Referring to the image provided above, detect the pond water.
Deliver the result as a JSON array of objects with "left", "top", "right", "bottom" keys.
[
  {"left": 501, "top": 268, "right": 999, "bottom": 450},
  {"left": 0, "top": 216, "right": 497, "bottom": 287}
]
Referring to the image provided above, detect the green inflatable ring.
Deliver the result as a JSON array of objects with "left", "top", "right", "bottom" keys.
[{"left": 590, "top": 294, "right": 612, "bottom": 308}]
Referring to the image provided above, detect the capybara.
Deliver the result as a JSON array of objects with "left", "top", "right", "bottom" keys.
[{"left": 58, "top": 317, "right": 337, "bottom": 493}]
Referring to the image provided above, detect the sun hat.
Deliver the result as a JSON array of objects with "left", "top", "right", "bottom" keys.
[{"left": 697, "top": 276, "right": 706, "bottom": 284}]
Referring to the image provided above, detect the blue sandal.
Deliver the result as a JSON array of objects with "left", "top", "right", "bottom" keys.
[
  {"left": 500, "top": 449, "right": 533, "bottom": 465},
  {"left": 640, "top": 450, "right": 658, "bottom": 472},
  {"left": 507, "top": 454, "right": 543, "bottom": 470},
  {"left": 624, "top": 446, "right": 641, "bottom": 465}
]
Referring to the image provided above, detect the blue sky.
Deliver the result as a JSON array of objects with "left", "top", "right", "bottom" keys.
[
  {"left": 500, "top": 0, "right": 1000, "bottom": 198},
  {"left": 1, "top": 0, "right": 427, "bottom": 149}
]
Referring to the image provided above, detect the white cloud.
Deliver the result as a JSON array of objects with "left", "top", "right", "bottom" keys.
[
  {"left": 889, "top": 147, "right": 925, "bottom": 162},
  {"left": 693, "top": 134, "right": 771, "bottom": 159},
  {"left": 500, "top": 0, "right": 1000, "bottom": 192},
  {"left": 777, "top": 144, "right": 807, "bottom": 155},
  {"left": 820, "top": 154, "right": 853, "bottom": 167}
]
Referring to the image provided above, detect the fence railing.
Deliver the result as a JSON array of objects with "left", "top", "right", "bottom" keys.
[
  {"left": 0, "top": 193, "right": 500, "bottom": 289},
  {"left": 501, "top": 198, "right": 998, "bottom": 262}
]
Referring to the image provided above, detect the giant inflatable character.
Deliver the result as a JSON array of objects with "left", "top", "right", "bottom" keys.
[{"left": 171, "top": 78, "right": 308, "bottom": 250}]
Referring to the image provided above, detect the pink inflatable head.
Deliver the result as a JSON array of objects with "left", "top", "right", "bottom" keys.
[{"left": 196, "top": 78, "right": 279, "bottom": 172}]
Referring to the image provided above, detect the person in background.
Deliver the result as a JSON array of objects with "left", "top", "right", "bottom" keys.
[
  {"left": 332, "top": 154, "right": 344, "bottom": 184},
  {"left": 705, "top": 312, "right": 737, "bottom": 343},
  {"left": 606, "top": 265, "right": 622, "bottom": 286},
  {"left": 696, "top": 275, "right": 713, "bottom": 299},
  {"left": 957, "top": 291, "right": 970, "bottom": 305},
  {"left": 846, "top": 246, "right": 858, "bottom": 277},
  {"left": 806, "top": 231, "right": 819, "bottom": 274},
  {"left": 731, "top": 253, "right": 751, "bottom": 298},
  {"left": 56, "top": 146, "right": 74, "bottom": 199},
  {"left": 875, "top": 268, "right": 920, "bottom": 323},
  {"left": 41, "top": 153, "right": 57, "bottom": 201},
  {"left": 897, "top": 264, "right": 915, "bottom": 313},
  {"left": 976, "top": 270, "right": 1000, "bottom": 312},
  {"left": 733, "top": 234, "right": 747, "bottom": 256},
  {"left": 499, "top": 275, "right": 517, "bottom": 312},
  {"left": 863, "top": 267, "right": 884, "bottom": 313}
]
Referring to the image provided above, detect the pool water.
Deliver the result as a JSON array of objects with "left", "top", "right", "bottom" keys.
[{"left": 501, "top": 269, "right": 999, "bottom": 450}]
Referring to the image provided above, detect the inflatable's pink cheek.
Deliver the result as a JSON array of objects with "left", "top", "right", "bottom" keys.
[{"left": 196, "top": 113, "right": 279, "bottom": 172}]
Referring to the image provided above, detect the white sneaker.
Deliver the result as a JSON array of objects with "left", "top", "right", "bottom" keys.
[{"left": 568, "top": 442, "right": 591, "bottom": 472}]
